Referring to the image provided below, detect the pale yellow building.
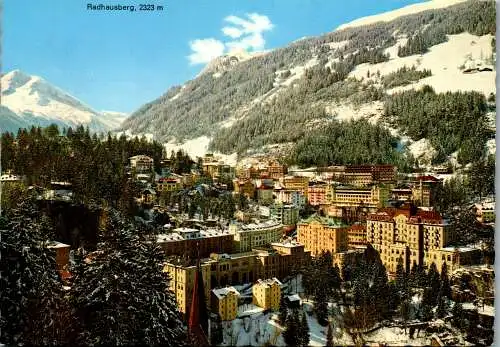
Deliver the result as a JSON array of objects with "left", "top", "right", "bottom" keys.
[
  {"left": 229, "top": 220, "right": 284, "bottom": 252},
  {"left": 252, "top": 278, "right": 282, "bottom": 311},
  {"left": 297, "top": 215, "right": 348, "bottom": 257},
  {"left": 281, "top": 176, "right": 309, "bottom": 197},
  {"left": 211, "top": 287, "right": 240, "bottom": 321},
  {"left": 163, "top": 260, "right": 211, "bottom": 317},
  {"left": 366, "top": 206, "right": 452, "bottom": 274},
  {"left": 325, "top": 185, "right": 389, "bottom": 208},
  {"left": 426, "top": 247, "right": 481, "bottom": 273}
]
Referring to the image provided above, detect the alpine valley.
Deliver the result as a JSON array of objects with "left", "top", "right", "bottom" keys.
[{"left": 120, "top": 0, "right": 496, "bottom": 169}]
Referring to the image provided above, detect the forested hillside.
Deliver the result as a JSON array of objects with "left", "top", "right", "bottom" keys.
[{"left": 120, "top": 0, "right": 495, "bottom": 167}]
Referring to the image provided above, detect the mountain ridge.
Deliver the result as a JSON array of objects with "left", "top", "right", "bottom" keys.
[
  {"left": 0, "top": 70, "right": 127, "bottom": 133},
  {"left": 119, "top": 0, "right": 495, "bottom": 167}
]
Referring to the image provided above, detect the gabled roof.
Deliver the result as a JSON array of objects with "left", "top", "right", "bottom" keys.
[{"left": 212, "top": 286, "right": 240, "bottom": 299}]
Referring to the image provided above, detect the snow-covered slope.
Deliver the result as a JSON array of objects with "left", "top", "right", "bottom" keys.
[
  {"left": 336, "top": 0, "right": 467, "bottom": 30},
  {"left": 0, "top": 70, "right": 126, "bottom": 133}
]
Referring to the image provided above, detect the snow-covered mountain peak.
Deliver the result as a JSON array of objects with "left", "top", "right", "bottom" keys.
[{"left": 0, "top": 70, "right": 127, "bottom": 133}]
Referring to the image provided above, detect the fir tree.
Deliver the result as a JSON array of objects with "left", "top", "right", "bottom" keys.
[
  {"left": 451, "top": 302, "right": 465, "bottom": 330},
  {"left": 283, "top": 309, "right": 300, "bottom": 347},
  {"left": 0, "top": 197, "right": 74, "bottom": 345},
  {"left": 428, "top": 263, "right": 441, "bottom": 305},
  {"left": 315, "top": 290, "right": 329, "bottom": 326},
  {"left": 326, "top": 322, "right": 334, "bottom": 347},
  {"left": 436, "top": 296, "right": 447, "bottom": 319},
  {"left": 71, "top": 208, "right": 186, "bottom": 346},
  {"left": 299, "top": 310, "right": 310, "bottom": 347},
  {"left": 395, "top": 258, "right": 408, "bottom": 299},
  {"left": 440, "top": 263, "right": 452, "bottom": 299},
  {"left": 279, "top": 295, "right": 288, "bottom": 324}
]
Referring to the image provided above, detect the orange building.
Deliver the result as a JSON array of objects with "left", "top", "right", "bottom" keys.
[
  {"left": 307, "top": 184, "right": 327, "bottom": 206},
  {"left": 233, "top": 179, "right": 256, "bottom": 200},
  {"left": 347, "top": 224, "right": 367, "bottom": 248}
]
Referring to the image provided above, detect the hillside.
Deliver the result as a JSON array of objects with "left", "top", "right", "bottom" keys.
[
  {"left": 120, "top": 0, "right": 496, "bottom": 167},
  {"left": 0, "top": 70, "right": 127, "bottom": 133}
]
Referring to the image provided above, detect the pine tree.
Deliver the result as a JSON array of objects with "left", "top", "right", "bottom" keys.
[
  {"left": 71, "top": 208, "right": 186, "bottom": 346},
  {"left": 428, "top": 263, "right": 441, "bottom": 305},
  {"left": 283, "top": 309, "right": 300, "bottom": 347},
  {"left": 326, "top": 321, "right": 334, "bottom": 346},
  {"left": 436, "top": 296, "right": 447, "bottom": 319},
  {"left": 0, "top": 197, "right": 74, "bottom": 345},
  {"left": 279, "top": 295, "right": 288, "bottom": 324},
  {"left": 395, "top": 258, "right": 407, "bottom": 299},
  {"left": 315, "top": 290, "right": 329, "bottom": 326},
  {"left": 299, "top": 310, "right": 310, "bottom": 347},
  {"left": 451, "top": 302, "right": 465, "bottom": 330},
  {"left": 440, "top": 263, "right": 451, "bottom": 299}
]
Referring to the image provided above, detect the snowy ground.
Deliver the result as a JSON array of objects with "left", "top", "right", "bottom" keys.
[
  {"left": 336, "top": 0, "right": 467, "bottom": 31},
  {"left": 349, "top": 33, "right": 495, "bottom": 97}
]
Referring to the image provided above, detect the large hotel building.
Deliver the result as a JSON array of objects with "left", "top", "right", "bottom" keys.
[
  {"left": 366, "top": 205, "right": 453, "bottom": 274},
  {"left": 297, "top": 215, "right": 349, "bottom": 257},
  {"left": 163, "top": 241, "right": 311, "bottom": 316}
]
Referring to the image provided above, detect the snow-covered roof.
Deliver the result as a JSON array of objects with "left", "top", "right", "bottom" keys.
[
  {"left": 212, "top": 286, "right": 240, "bottom": 299},
  {"left": 439, "top": 246, "right": 478, "bottom": 253},
  {"left": 286, "top": 294, "right": 301, "bottom": 302},
  {"left": 255, "top": 277, "right": 283, "bottom": 288},
  {"left": 46, "top": 241, "right": 71, "bottom": 249}
]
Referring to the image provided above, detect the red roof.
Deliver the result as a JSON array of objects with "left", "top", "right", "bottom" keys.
[{"left": 416, "top": 175, "right": 440, "bottom": 182}]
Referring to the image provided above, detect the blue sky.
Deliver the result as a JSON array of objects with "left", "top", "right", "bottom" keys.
[{"left": 4, "top": 0, "right": 426, "bottom": 113}]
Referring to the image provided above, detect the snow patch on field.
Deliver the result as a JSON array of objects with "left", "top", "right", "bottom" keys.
[
  {"left": 349, "top": 33, "right": 495, "bottom": 96},
  {"left": 164, "top": 136, "right": 238, "bottom": 165},
  {"left": 408, "top": 138, "right": 437, "bottom": 165},
  {"left": 336, "top": 0, "right": 467, "bottom": 31},
  {"left": 325, "top": 101, "right": 384, "bottom": 123},
  {"left": 323, "top": 40, "right": 350, "bottom": 51}
]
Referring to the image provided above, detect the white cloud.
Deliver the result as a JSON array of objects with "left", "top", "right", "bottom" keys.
[
  {"left": 188, "top": 13, "right": 273, "bottom": 65},
  {"left": 223, "top": 13, "right": 274, "bottom": 51},
  {"left": 188, "top": 38, "right": 225, "bottom": 65}
]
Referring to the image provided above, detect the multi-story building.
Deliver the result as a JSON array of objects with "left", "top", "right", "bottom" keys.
[
  {"left": 344, "top": 165, "right": 396, "bottom": 186},
  {"left": 229, "top": 220, "right": 283, "bottom": 252},
  {"left": 366, "top": 205, "right": 452, "bottom": 274},
  {"left": 473, "top": 202, "right": 495, "bottom": 223},
  {"left": 163, "top": 259, "right": 211, "bottom": 318},
  {"left": 391, "top": 184, "right": 431, "bottom": 207},
  {"left": 157, "top": 228, "right": 234, "bottom": 258},
  {"left": 269, "top": 203, "right": 299, "bottom": 226},
  {"left": 164, "top": 242, "right": 310, "bottom": 315},
  {"left": 307, "top": 184, "right": 327, "bottom": 206},
  {"left": 347, "top": 224, "right": 367, "bottom": 248},
  {"left": 156, "top": 176, "right": 183, "bottom": 193},
  {"left": 129, "top": 155, "right": 154, "bottom": 173},
  {"left": 252, "top": 278, "right": 282, "bottom": 311},
  {"left": 297, "top": 215, "right": 348, "bottom": 257},
  {"left": 426, "top": 246, "right": 482, "bottom": 273},
  {"left": 233, "top": 180, "right": 256, "bottom": 200},
  {"left": 266, "top": 161, "right": 287, "bottom": 180},
  {"left": 275, "top": 189, "right": 306, "bottom": 208},
  {"left": 211, "top": 287, "right": 240, "bottom": 321},
  {"left": 325, "top": 185, "right": 390, "bottom": 208},
  {"left": 281, "top": 176, "right": 310, "bottom": 197},
  {"left": 257, "top": 186, "right": 274, "bottom": 205}
]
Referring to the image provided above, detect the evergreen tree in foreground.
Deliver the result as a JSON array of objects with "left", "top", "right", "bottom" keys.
[
  {"left": 0, "top": 197, "right": 73, "bottom": 345},
  {"left": 299, "top": 310, "right": 310, "bottom": 347},
  {"left": 326, "top": 321, "right": 334, "bottom": 347},
  {"left": 283, "top": 309, "right": 300, "bottom": 347},
  {"left": 71, "top": 208, "right": 186, "bottom": 346}
]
